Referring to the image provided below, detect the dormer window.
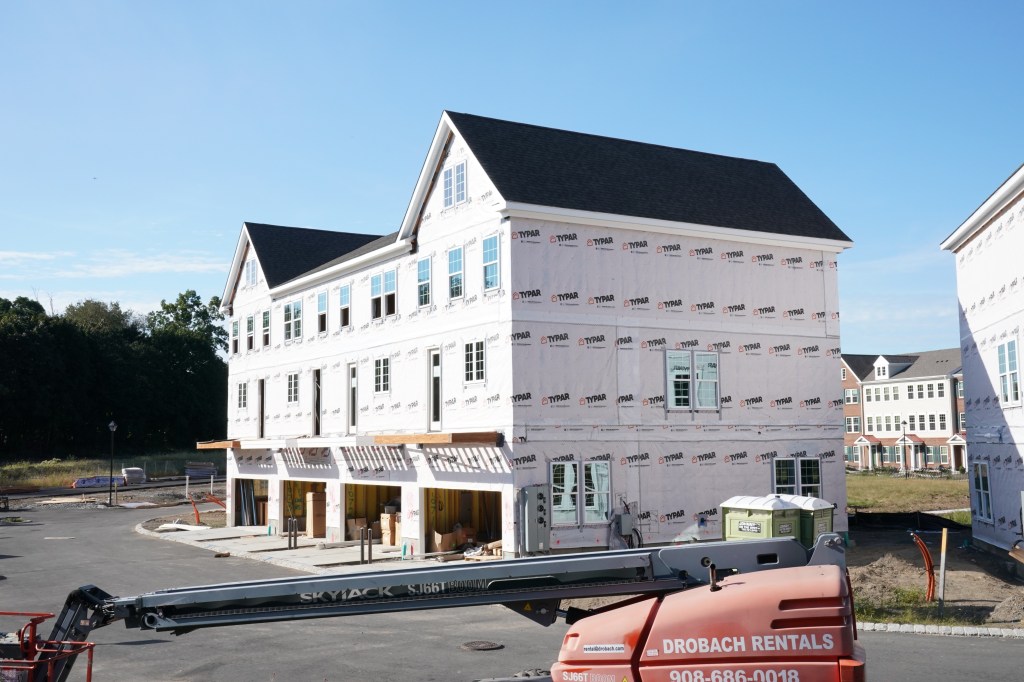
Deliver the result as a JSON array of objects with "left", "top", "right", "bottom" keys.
[
  {"left": 876, "top": 365, "right": 887, "bottom": 378},
  {"left": 443, "top": 162, "right": 467, "bottom": 208}
]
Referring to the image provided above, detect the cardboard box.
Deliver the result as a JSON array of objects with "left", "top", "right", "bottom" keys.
[
  {"left": 431, "top": 531, "right": 459, "bottom": 553},
  {"left": 380, "top": 513, "right": 398, "bottom": 533},
  {"left": 346, "top": 517, "right": 368, "bottom": 541}
]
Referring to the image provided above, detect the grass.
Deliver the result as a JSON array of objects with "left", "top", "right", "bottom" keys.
[
  {"left": 845, "top": 470, "right": 969, "bottom": 513},
  {"left": 0, "top": 452, "right": 225, "bottom": 490},
  {"left": 853, "top": 587, "right": 980, "bottom": 626}
]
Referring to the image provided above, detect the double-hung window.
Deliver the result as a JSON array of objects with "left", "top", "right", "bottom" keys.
[
  {"left": 927, "top": 383, "right": 934, "bottom": 398},
  {"left": 972, "top": 462, "right": 992, "bottom": 521},
  {"left": 866, "top": 416, "right": 873, "bottom": 432},
  {"left": 482, "top": 235, "right": 499, "bottom": 290},
  {"left": 845, "top": 388, "right": 859, "bottom": 404},
  {"left": 286, "top": 372, "right": 299, "bottom": 404},
  {"left": 374, "top": 358, "right": 390, "bottom": 393},
  {"left": 665, "top": 351, "right": 719, "bottom": 410},
  {"left": 339, "top": 285, "right": 351, "bottom": 328},
  {"left": 959, "top": 412, "right": 966, "bottom": 431},
  {"left": 957, "top": 381, "right": 964, "bottom": 398},
  {"left": 237, "top": 382, "right": 247, "bottom": 409},
  {"left": 845, "top": 417, "right": 860, "bottom": 433},
  {"left": 417, "top": 258, "right": 431, "bottom": 307},
  {"left": 283, "top": 301, "right": 302, "bottom": 341},
  {"left": 246, "top": 315, "right": 254, "bottom": 350},
  {"left": 443, "top": 162, "right": 467, "bottom": 208},
  {"left": 773, "top": 458, "right": 821, "bottom": 498},
  {"left": 464, "top": 341, "right": 485, "bottom": 382},
  {"left": 261, "top": 311, "right": 270, "bottom": 347},
  {"left": 550, "top": 460, "right": 610, "bottom": 526},
  {"left": 244, "top": 258, "right": 257, "bottom": 287},
  {"left": 998, "top": 340, "right": 1020, "bottom": 404},
  {"left": 939, "top": 414, "right": 947, "bottom": 430},
  {"left": 371, "top": 270, "right": 397, "bottom": 319},
  {"left": 917, "top": 384, "right": 924, "bottom": 399},
  {"left": 317, "top": 292, "right": 328, "bottom": 333},
  {"left": 937, "top": 383, "right": 945, "bottom": 398},
  {"left": 448, "top": 247, "right": 463, "bottom": 299},
  {"left": 231, "top": 320, "right": 239, "bottom": 354}
]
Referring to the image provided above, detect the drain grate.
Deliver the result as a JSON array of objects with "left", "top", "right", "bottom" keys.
[{"left": 460, "top": 640, "right": 504, "bottom": 651}]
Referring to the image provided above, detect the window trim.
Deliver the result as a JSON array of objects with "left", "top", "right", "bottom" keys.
[
  {"left": 374, "top": 357, "right": 391, "bottom": 394},
  {"left": 482, "top": 234, "right": 500, "bottom": 291},
  {"left": 972, "top": 462, "right": 992, "bottom": 522},
  {"left": 464, "top": 341, "right": 485, "bottom": 383},
  {"left": 417, "top": 257, "right": 432, "bottom": 308},
  {"left": 283, "top": 300, "right": 302, "bottom": 341},
  {"left": 317, "top": 291, "right": 328, "bottom": 334},
  {"left": 448, "top": 247, "right": 464, "bottom": 300},
  {"left": 998, "top": 339, "right": 1020, "bottom": 405},
  {"left": 237, "top": 381, "right": 248, "bottom": 409},
  {"left": 443, "top": 161, "right": 468, "bottom": 208},
  {"left": 286, "top": 372, "right": 300, "bottom": 404},
  {"left": 550, "top": 460, "right": 611, "bottom": 526},
  {"left": 665, "top": 350, "right": 719, "bottom": 411},
  {"left": 261, "top": 311, "right": 270, "bottom": 347},
  {"left": 244, "top": 258, "right": 257, "bottom": 287},
  {"left": 371, "top": 270, "right": 398, "bottom": 320},
  {"left": 339, "top": 284, "right": 351, "bottom": 329},
  {"left": 231, "top": 320, "right": 239, "bottom": 354},
  {"left": 772, "top": 457, "right": 822, "bottom": 498},
  {"left": 844, "top": 388, "right": 859, "bottom": 404},
  {"left": 246, "top": 315, "right": 254, "bottom": 351}
]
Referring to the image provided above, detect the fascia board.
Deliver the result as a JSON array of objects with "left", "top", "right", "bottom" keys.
[
  {"left": 221, "top": 224, "right": 253, "bottom": 311},
  {"left": 499, "top": 201, "right": 853, "bottom": 254},
  {"left": 398, "top": 113, "right": 457, "bottom": 241},
  {"left": 269, "top": 238, "right": 413, "bottom": 301},
  {"left": 941, "top": 163, "right": 1024, "bottom": 252}
]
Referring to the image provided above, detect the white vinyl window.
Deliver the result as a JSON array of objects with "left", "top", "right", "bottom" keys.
[
  {"left": 959, "top": 412, "right": 966, "bottom": 431},
  {"left": 374, "top": 358, "right": 390, "bottom": 393},
  {"left": 482, "top": 235, "right": 499, "bottom": 290},
  {"left": 917, "top": 384, "right": 924, "bottom": 399},
  {"left": 927, "top": 383, "right": 934, "bottom": 398},
  {"left": 957, "top": 381, "right": 964, "bottom": 398},
  {"left": 845, "top": 417, "right": 860, "bottom": 433},
  {"left": 844, "top": 388, "right": 859, "bottom": 404},
  {"left": 283, "top": 300, "right": 302, "bottom": 341},
  {"left": 937, "top": 383, "right": 945, "bottom": 398},
  {"left": 998, "top": 340, "right": 1020, "bottom": 404},
  {"left": 939, "top": 414, "right": 947, "bottom": 430},
  {"left": 231, "top": 320, "right": 239, "bottom": 354},
  {"left": 866, "top": 416, "right": 873, "bottom": 433},
  {"left": 317, "top": 292, "right": 328, "bottom": 333},
  {"left": 464, "top": 341, "right": 485, "bottom": 382},
  {"left": 448, "top": 247, "right": 464, "bottom": 299},
  {"left": 261, "top": 311, "right": 270, "bottom": 347},
  {"left": 237, "top": 382, "right": 248, "bottom": 409},
  {"left": 972, "top": 462, "right": 992, "bottom": 521},
  {"left": 286, "top": 372, "right": 299, "bottom": 404},
  {"left": 371, "top": 270, "right": 397, "bottom": 320},
  {"left": 246, "top": 315, "right": 254, "bottom": 351},
  {"left": 340, "top": 285, "right": 351, "bottom": 328},
  {"left": 417, "top": 258, "right": 431, "bottom": 307},
  {"left": 773, "top": 458, "right": 821, "bottom": 498},
  {"left": 244, "top": 258, "right": 257, "bottom": 287},
  {"left": 841, "top": 367, "right": 847, "bottom": 380},
  {"left": 551, "top": 461, "right": 610, "bottom": 526},
  {"left": 443, "top": 161, "right": 467, "bottom": 208},
  {"left": 892, "top": 385, "right": 899, "bottom": 400},
  {"left": 666, "top": 351, "right": 691, "bottom": 409},
  {"left": 693, "top": 352, "right": 719, "bottom": 409}
]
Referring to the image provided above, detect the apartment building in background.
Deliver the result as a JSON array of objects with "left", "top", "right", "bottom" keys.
[
  {"left": 209, "top": 111, "right": 853, "bottom": 556},
  {"left": 942, "top": 162, "right": 1024, "bottom": 554},
  {"left": 841, "top": 350, "right": 966, "bottom": 472}
]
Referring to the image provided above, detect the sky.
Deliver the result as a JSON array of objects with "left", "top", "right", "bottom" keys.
[{"left": 1, "top": 1, "right": 1021, "bottom": 354}]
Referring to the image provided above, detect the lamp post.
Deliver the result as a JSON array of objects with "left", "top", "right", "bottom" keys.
[
  {"left": 108, "top": 420, "right": 118, "bottom": 506},
  {"left": 901, "top": 420, "right": 908, "bottom": 476}
]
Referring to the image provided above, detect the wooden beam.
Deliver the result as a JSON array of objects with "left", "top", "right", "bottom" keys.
[
  {"left": 196, "top": 440, "right": 240, "bottom": 450},
  {"left": 372, "top": 431, "right": 500, "bottom": 446}
]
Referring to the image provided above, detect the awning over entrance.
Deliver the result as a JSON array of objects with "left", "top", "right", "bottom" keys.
[{"left": 853, "top": 435, "right": 881, "bottom": 446}]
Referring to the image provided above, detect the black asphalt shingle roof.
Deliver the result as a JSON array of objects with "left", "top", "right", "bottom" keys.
[
  {"left": 245, "top": 222, "right": 386, "bottom": 289},
  {"left": 842, "top": 354, "right": 878, "bottom": 381},
  {"left": 446, "top": 111, "right": 851, "bottom": 242}
]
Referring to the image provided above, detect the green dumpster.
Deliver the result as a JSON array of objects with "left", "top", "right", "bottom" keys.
[
  {"left": 721, "top": 495, "right": 800, "bottom": 542},
  {"left": 776, "top": 494, "right": 835, "bottom": 547}
]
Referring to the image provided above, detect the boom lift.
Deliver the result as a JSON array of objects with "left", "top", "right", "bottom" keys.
[{"left": 2, "top": 534, "right": 865, "bottom": 681}]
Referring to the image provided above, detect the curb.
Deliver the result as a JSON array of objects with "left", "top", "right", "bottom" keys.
[{"left": 857, "top": 621, "right": 1024, "bottom": 638}]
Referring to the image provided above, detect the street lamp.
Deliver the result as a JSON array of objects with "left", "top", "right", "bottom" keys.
[{"left": 108, "top": 421, "right": 118, "bottom": 506}]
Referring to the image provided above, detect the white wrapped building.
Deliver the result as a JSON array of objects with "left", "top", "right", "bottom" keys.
[{"left": 213, "top": 111, "right": 853, "bottom": 556}]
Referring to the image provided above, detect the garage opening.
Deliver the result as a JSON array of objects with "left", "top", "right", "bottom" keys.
[
  {"left": 235, "top": 478, "right": 269, "bottom": 526},
  {"left": 345, "top": 483, "right": 401, "bottom": 540},
  {"left": 425, "top": 487, "right": 501, "bottom": 552},
  {"left": 283, "top": 480, "right": 326, "bottom": 533}
]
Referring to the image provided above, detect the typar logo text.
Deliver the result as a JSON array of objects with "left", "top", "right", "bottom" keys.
[
  {"left": 660, "top": 508, "right": 687, "bottom": 524},
  {"left": 724, "top": 451, "right": 749, "bottom": 465},
  {"left": 550, "top": 291, "right": 580, "bottom": 305},
  {"left": 540, "top": 392, "right": 571, "bottom": 407},
  {"left": 579, "top": 393, "right": 608, "bottom": 407},
  {"left": 511, "top": 229, "right": 541, "bottom": 243},
  {"left": 541, "top": 332, "right": 570, "bottom": 346},
  {"left": 578, "top": 334, "right": 607, "bottom": 348},
  {"left": 586, "top": 236, "right": 615, "bottom": 250},
  {"left": 720, "top": 249, "right": 744, "bottom": 263},
  {"left": 512, "top": 289, "right": 542, "bottom": 303},
  {"left": 752, "top": 252, "right": 775, "bottom": 266},
  {"left": 549, "top": 232, "right": 579, "bottom": 246},
  {"left": 691, "top": 300, "right": 716, "bottom": 315},
  {"left": 691, "top": 450, "right": 717, "bottom": 466},
  {"left": 689, "top": 246, "right": 714, "bottom": 260},
  {"left": 659, "top": 451, "right": 687, "bottom": 467},
  {"left": 621, "top": 239, "right": 649, "bottom": 254},
  {"left": 657, "top": 243, "right": 683, "bottom": 256},
  {"left": 588, "top": 293, "right": 616, "bottom": 308}
]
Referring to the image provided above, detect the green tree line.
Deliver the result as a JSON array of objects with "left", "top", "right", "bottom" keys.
[{"left": 0, "top": 290, "right": 227, "bottom": 458}]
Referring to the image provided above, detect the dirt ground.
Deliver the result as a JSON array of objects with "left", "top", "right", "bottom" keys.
[{"left": 31, "top": 484, "right": 1024, "bottom": 626}]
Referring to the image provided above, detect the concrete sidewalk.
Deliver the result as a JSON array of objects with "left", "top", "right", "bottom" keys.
[{"left": 135, "top": 519, "right": 453, "bottom": 575}]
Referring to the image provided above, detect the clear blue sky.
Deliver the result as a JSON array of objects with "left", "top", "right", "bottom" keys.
[{"left": 2, "top": 1, "right": 1019, "bottom": 354}]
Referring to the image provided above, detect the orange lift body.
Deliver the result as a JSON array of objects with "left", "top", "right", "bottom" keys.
[{"left": 553, "top": 565, "right": 866, "bottom": 682}]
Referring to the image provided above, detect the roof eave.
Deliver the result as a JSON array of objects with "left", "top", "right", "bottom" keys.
[
  {"left": 499, "top": 201, "right": 853, "bottom": 252},
  {"left": 220, "top": 223, "right": 254, "bottom": 312},
  {"left": 269, "top": 237, "right": 414, "bottom": 301},
  {"left": 941, "top": 162, "right": 1024, "bottom": 252}
]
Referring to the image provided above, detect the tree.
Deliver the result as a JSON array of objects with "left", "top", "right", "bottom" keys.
[
  {"left": 63, "top": 299, "right": 142, "bottom": 335},
  {"left": 147, "top": 290, "right": 227, "bottom": 353}
]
